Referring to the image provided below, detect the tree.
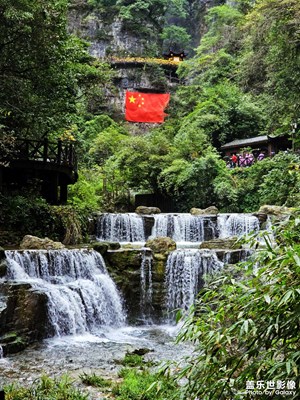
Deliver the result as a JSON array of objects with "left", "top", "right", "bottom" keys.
[
  {"left": 160, "top": 25, "right": 191, "bottom": 52},
  {"left": 240, "top": 0, "right": 300, "bottom": 133},
  {"left": 0, "top": 0, "right": 109, "bottom": 139}
]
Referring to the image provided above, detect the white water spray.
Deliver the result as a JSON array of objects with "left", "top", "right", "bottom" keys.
[
  {"left": 140, "top": 250, "right": 153, "bottom": 322},
  {"left": 151, "top": 214, "right": 217, "bottom": 242},
  {"left": 165, "top": 249, "right": 223, "bottom": 317},
  {"left": 5, "top": 249, "right": 126, "bottom": 336},
  {"left": 96, "top": 213, "right": 145, "bottom": 242},
  {"left": 217, "top": 214, "right": 260, "bottom": 238}
]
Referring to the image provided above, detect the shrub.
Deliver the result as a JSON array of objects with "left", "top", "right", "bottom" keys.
[{"left": 168, "top": 213, "right": 300, "bottom": 399}]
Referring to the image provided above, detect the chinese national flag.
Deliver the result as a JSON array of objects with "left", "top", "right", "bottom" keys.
[{"left": 125, "top": 91, "right": 170, "bottom": 123}]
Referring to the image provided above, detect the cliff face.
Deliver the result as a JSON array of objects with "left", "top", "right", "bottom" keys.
[
  {"left": 67, "top": 0, "right": 217, "bottom": 114},
  {"left": 68, "top": 1, "right": 155, "bottom": 59},
  {"left": 68, "top": 1, "right": 220, "bottom": 59}
]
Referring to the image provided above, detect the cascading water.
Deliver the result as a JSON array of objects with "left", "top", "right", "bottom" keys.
[
  {"left": 217, "top": 214, "right": 260, "bottom": 238},
  {"left": 96, "top": 213, "right": 145, "bottom": 242},
  {"left": 151, "top": 214, "right": 217, "bottom": 242},
  {"left": 165, "top": 249, "right": 224, "bottom": 319},
  {"left": 140, "top": 250, "right": 153, "bottom": 323},
  {"left": 5, "top": 249, "right": 126, "bottom": 336}
]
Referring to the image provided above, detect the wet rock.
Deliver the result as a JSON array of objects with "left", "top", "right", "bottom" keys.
[
  {"left": 142, "top": 215, "right": 155, "bottom": 238},
  {"left": 0, "top": 259, "right": 7, "bottom": 278},
  {"left": 135, "top": 206, "right": 161, "bottom": 215},
  {"left": 108, "top": 242, "right": 121, "bottom": 250},
  {"left": 0, "top": 283, "right": 49, "bottom": 354},
  {"left": 215, "top": 249, "right": 251, "bottom": 264},
  {"left": 105, "top": 249, "right": 142, "bottom": 271},
  {"left": 145, "top": 237, "right": 176, "bottom": 255},
  {"left": 252, "top": 212, "right": 268, "bottom": 225},
  {"left": 93, "top": 242, "right": 109, "bottom": 255},
  {"left": 200, "top": 237, "right": 241, "bottom": 250},
  {"left": 92, "top": 240, "right": 121, "bottom": 251},
  {"left": 190, "top": 206, "right": 219, "bottom": 215},
  {"left": 0, "top": 246, "right": 5, "bottom": 261},
  {"left": 20, "top": 235, "right": 65, "bottom": 250},
  {"left": 0, "top": 332, "right": 28, "bottom": 355},
  {"left": 104, "top": 249, "right": 143, "bottom": 323},
  {"left": 127, "top": 348, "right": 153, "bottom": 356}
]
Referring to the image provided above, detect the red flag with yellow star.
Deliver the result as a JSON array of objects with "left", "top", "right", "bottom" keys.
[{"left": 125, "top": 91, "right": 170, "bottom": 123}]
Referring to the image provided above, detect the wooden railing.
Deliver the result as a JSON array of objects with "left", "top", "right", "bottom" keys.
[{"left": 1, "top": 138, "right": 77, "bottom": 170}]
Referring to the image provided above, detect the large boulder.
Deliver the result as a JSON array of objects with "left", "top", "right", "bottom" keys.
[
  {"left": 135, "top": 206, "right": 161, "bottom": 215},
  {"left": 200, "top": 237, "right": 241, "bottom": 250},
  {"left": 190, "top": 206, "right": 219, "bottom": 215},
  {"left": 20, "top": 235, "right": 65, "bottom": 250},
  {"left": 257, "top": 205, "right": 293, "bottom": 224},
  {"left": 145, "top": 236, "right": 176, "bottom": 255},
  {"left": 0, "top": 282, "right": 49, "bottom": 355},
  {"left": 258, "top": 205, "right": 292, "bottom": 216}
]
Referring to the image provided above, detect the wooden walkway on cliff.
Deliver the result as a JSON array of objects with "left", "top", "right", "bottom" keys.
[
  {"left": 109, "top": 56, "right": 183, "bottom": 83},
  {"left": 0, "top": 138, "right": 78, "bottom": 204}
]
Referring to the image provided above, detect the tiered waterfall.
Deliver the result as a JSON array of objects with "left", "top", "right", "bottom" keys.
[{"left": 5, "top": 249, "right": 126, "bottom": 336}]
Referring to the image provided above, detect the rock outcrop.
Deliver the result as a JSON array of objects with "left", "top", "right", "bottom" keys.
[
  {"left": 0, "top": 283, "right": 49, "bottom": 355},
  {"left": 200, "top": 237, "right": 241, "bottom": 250},
  {"left": 135, "top": 206, "right": 161, "bottom": 215},
  {"left": 190, "top": 206, "right": 219, "bottom": 215},
  {"left": 145, "top": 236, "right": 176, "bottom": 254},
  {"left": 92, "top": 241, "right": 121, "bottom": 255},
  {"left": 20, "top": 235, "right": 65, "bottom": 250},
  {"left": 258, "top": 205, "right": 292, "bottom": 217}
]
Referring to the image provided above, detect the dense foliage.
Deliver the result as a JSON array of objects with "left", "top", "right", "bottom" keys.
[
  {"left": 164, "top": 212, "right": 300, "bottom": 399},
  {"left": 1, "top": 0, "right": 300, "bottom": 236},
  {"left": 0, "top": 0, "right": 113, "bottom": 140}
]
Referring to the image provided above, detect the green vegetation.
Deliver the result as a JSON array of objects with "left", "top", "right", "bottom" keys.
[
  {"left": 112, "top": 367, "right": 177, "bottom": 400},
  {"left": 0, "top": 193, "right": 91, "bottom": 245},
  {"left": 1, "top": 0, "right": 300, "bottom": 230},
  {"left": 80, "top": 372, "right": 112, "bottom": 387},
  {"left": 4, "top": 375, "right": 88, "bottom": 400},
  {"left": 0, "top": 0, "right": 112, "bottom": 140},
  {"left": 164, "top": 211, "right": 300, "bottom": 399}
]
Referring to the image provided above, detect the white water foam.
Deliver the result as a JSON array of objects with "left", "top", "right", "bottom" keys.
[
  {"left": 217, "top": 213, "right": 260, "bottom": 238},
  {"left": 5, "top": 249, "right": 126, "bottom": 336},
  {"left": 151, "top": 213, "right": 217, "bottom": 242},
  {"left": 96, "top": 213, "right": 145, "bottom": 242},
  {"left": 165, "top": 249, "right": 223, "bottom": 317}
]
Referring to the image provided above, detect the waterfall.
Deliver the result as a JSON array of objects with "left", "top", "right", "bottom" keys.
[
  {"left": 217, "top": 214, "right": 260, "bottom": 238},
  {"left": 165, "top": 249, "right": 223, "bottom": 318},
  {"left": 152, "top": 214, "right": 216, "bottom": 242},
  {"left": 140, "top": 250, "right": 153, "bottom": 323},
  {"left": 5, "top": 249, "right": 126, "bottom": 336},
  {"left": 96, "top": 213, "right": 145, "bottom": 242},
  {"left": 0, "top": 345, "right": 3, "bottom": 358}
]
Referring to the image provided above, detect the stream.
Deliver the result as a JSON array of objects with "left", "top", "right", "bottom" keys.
[{"left": 0, "top": 324, "right": 192, "bottom": 398}]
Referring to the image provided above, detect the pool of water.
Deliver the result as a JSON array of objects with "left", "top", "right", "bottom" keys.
[{"left": 0, "top": 324, "right": 192, "bottom": 398}]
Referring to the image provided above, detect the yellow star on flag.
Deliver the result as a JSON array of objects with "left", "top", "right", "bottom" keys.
[{"left": 129, "top": 95, "right": 136, "bottom": 103}]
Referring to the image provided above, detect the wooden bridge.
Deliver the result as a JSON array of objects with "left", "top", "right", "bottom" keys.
[
  {"left": 109, "top": 56, "right": 183, "bottom": 84},
  {"left": 0, "top": 138, "right": 78, "bottom": 204}
]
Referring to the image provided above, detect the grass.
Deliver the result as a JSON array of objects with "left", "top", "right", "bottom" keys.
[
  {"left": 80, "top": 372, "right": 112, "bottom": 388},
  {"left": 4, "top": 374, "right": 88, "bottom": 400},
  {"left": 112, "top": 367, "right": 177, "bottom": 400},
  {"left": 116, "top": 352, "right": 156, "bottom": 368}
]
